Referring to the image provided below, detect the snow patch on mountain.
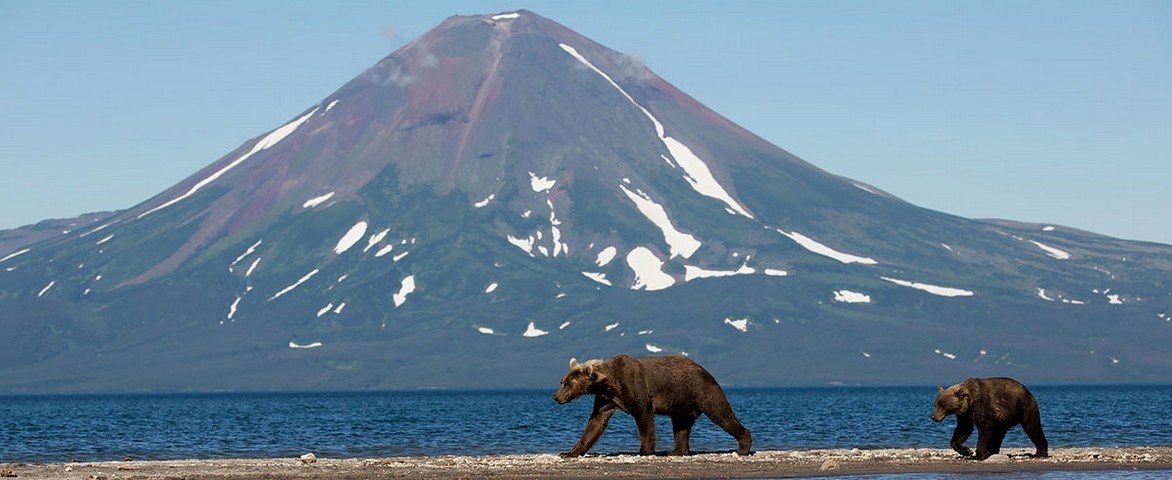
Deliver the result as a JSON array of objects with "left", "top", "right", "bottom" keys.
[
  {"left": 853, "top": 183, "right": 877, "bottom": 194},
  {"left": 485, "top": 282, "right": 498, "bottom": 294},
  {"left": 1, "top": 248, "right": 30, "bottom": 264},
  {"left": 776, "top": 229, "right": 878, "bottom": 265},
  {"left": 833, "top": 290, "right": 871, "bottom": 303},
  {"left": 245, "top": 258, "right": 261, "bottom": 277},
  {"left": 491, "top": 12, "right": 521, "bottom": 20},
  {"left": 289, "top": 341, "right": 322, "bottom": 349},
  {"left": 626, "top": 247, "right": 675, "bottom": 291},
  {"left": 393, "top": 275, "right": 416, "bottom": 307},
  {"left": 684, "top": 263, "right": 755, "bottom": 281},
  {"left": 529, "top": 172, "right": 556, "bottom": 192},
  {"left": 334, "top": 222, "right": 368, "bottom": 254},
  {"left": 1037, "top": 288, "right": 1086, "bottom": 305},
  {"left": 230, "top": 240, "right": 262, "bottom": 272},
  {"left": 140, "top": 107, "right": 319, "bottom": 219},
  {"left": 620, "top": 185, "right": 700, "bottom": 258},
  {"left": 596, "top": 246, "right": 617, "bottom": 267},
  {"left": 645, "top": 344, "right": 663, "bottom": 353},
  {"left": 724, "top": 317, "right": 749, "bottom": 332},
  {"left": 558, "top": 43, "right": 752, "bottom": 219},
  {"left": 269, "top": 269, "right": 319, "bottom": 301},
  {"left": 227, "top": 296, "right": 241, "bottom": 321},
  {"left": 325, "top": 100, "right": 339, "bottom": 112},
  {"left": 523, "top": 322, "right": 549, "bottom": 337},
  {"left": 96, "top": 234, "right": 115, "bottom": 246},
  {"left": 474, "top": 194, "right": 494, "bottom": 208},
  {"left": 547, "top": 198, "right": 568, "bottom": 257},
  {"left": 375, "top": 244, "right": 395, "bottom": 258},
  {"left": 880, "top": 277, "right": 974, "bottom": 297},
  {"left": 364, "top": 228, "right": 390, "bottom": 252},
  {"left": 508, "top": 175, "right": 568, "bottom": 258},
  {"left": 934, "top": 349, "right": 957, "bottom": 360},
  {"left": 582, "top": 272, "right": 611, "bottom": 286},
  {"left": 34, "top": 279, "right": 55, "bottom": 298},
  {"left": 79, "top": 220, "right": 118, "bottom": 238},
  {"left": 1029, "top": 240, "right": 1071, "bottom": 260},
  {"left": 303, "top": 192, "right": 335, "bottom": 209},
  {"left": 662, "top": 135, "right": 752, "bottom": 218},
  {"left": 763, "top": 268, "right": 788, "bottom": 277}
]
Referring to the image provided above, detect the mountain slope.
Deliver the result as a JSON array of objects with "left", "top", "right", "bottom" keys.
[{"left": 1, "top": 11, "right": 1170, "bottom": 393}]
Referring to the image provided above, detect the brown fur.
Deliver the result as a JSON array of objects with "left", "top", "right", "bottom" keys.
[
  {"left": 553, "top": 355, "right": 752, "bottom": 457},
  {"left": 932, "top": 377, "right": 1049, "bottom": 460}
]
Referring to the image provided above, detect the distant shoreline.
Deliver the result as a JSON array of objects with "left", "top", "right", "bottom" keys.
[{"left": 5, "top": 446, "right": 1171, "bottom": 479}]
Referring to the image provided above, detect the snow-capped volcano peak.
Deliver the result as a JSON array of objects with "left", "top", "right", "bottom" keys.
[{"left": 1, "top": 10, "right": 1169, "bottom": 392}]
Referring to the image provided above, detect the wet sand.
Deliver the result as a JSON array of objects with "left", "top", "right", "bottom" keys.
[{"left": 4, "top": 447, "right": 1170, "bottom": 479}]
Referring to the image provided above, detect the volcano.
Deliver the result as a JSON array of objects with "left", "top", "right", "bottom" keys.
[{"left": 2, "top": 11, "right": 1170, "bottom": 393}]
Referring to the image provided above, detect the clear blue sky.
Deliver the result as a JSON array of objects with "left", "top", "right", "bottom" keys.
[{"left": 2, "top": 1, "right": 1170, "bottom": 244}]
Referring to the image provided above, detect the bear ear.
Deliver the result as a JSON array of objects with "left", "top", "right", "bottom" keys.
[
  {"left": 590, "top": 369, "right": 608, "bottom": 384},
  {"left": 569, "top": 358, "right": 579, "bottom": 368},
  {"left": 955, "top": 385, "right": 969, "bottom": 398},
  {"left": 938, "top": 385, "right": 945, "bottom": 394}
]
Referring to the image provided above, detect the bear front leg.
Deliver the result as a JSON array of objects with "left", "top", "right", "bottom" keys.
[
  {"left": 973, "top": 427, "right": 1007, "bottom": 460},
  {"left": 561, "top": 399, "right": 618, "bottom": 457},
  {"left": 669, "top": 414, "right": 698, "bottom": 455},
  {"left": 633, "top": 411, "right": 657, "bottom": 455},
  {"left": 950, "top": 415, "right": 975, "bottom": 458}
]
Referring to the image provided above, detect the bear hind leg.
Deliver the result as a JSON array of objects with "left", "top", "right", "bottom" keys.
[
  {"left": 701, "top": 401, "right": 752, "bottom": 455},
  {"left": 669, "top": 413, "right": 699, "bottom": 455},
  {"left": 1022, "top": 413, "right": 1049, "bottom": 458}
]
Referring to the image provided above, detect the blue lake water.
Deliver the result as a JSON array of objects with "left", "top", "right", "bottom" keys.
[{"left": 1, "top": 385, "right": 1169, "bottom": 463}]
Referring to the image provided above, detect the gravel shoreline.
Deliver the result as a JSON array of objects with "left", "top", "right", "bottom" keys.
[{"left": 4, "top": 446, "right": 1170, "bottom": 479}]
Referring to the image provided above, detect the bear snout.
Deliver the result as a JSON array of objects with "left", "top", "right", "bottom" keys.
[{"left": 931, "top": 411, "right": 946, "bottom": 422}]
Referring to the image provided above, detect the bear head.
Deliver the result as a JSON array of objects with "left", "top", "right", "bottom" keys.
[
  {"left": 553, "top": 358, "right": 607, "bottom": 405},
  {"left": 932, "top": 383, "right": 971, "bottom": 422}
]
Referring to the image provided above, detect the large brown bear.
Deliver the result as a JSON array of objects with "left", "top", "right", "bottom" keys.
[
  {"left": 553, "top": 354, "right": 752, "bottom": 457},
  {"left": 932, "top": 377, "right": 1049, "bottom": 460}
]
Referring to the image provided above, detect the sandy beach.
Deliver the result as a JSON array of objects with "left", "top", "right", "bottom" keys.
[{"left": 4, "top": 446, "right": 1170, "bottom": 479}]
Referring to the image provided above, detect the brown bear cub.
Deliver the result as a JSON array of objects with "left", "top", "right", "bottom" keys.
[
  {"left": 932, "top": 377, "right": 1049, "bottom": 460},
  {"left": 553, "top": 354, "right": 752, "bottom": 457}
]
